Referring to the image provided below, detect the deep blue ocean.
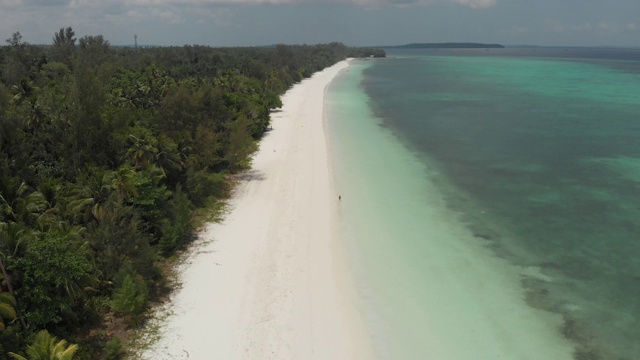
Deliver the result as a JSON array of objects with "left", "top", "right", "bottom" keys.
[{"left": 331, "top": 48, "right": 640, "bottom": 360}]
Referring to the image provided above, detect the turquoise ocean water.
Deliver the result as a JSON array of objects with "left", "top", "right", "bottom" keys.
[{"left": 326, "top": 49, "right": 640, "bottom": 360}]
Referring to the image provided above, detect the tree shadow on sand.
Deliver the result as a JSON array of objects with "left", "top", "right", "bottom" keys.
[{"left": 230, "top": 169, "right": 266, "bottom": 182}]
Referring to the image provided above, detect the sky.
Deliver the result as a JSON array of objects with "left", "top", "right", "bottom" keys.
[{"left": 0, "top": 0, "right": 639, "bottom": 47}]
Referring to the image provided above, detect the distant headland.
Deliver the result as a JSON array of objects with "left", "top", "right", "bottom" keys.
[{"left": 389, "top": 42, "right": 505, "bottom": 49}]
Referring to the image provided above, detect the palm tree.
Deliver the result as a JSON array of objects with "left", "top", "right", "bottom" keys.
[
  {"left": 0, "top": 175, "right": 29, "bottom": 223},
  {"left": 154, "top": 135, "right": 184, "bottom": 179},
  {"left": 0, "top": 259, "right": 26, "bottom": 331},
  {"left": 110, "top": 165, "right": 138, "bottom": 203},
  {"left": 24, "top": 95, "right": 46, "bottom": 134},
  {"left": 126, "top": 133, "right": 157, "bottom": 168},
  {"left": 69, "top": 169, "right": 115, "bottom": 222},
  {"left": 8, "top": 330, "right": 79, "bottom": 360},
  {"left": 0, "top": 292, "right": 16, "bottom": 331},
  {"left": 0, "top": 223, "right": 28, "bottom": 331},
  {"left": 34, "top": 178, "right": 64, "bottom": 230},
  {"left": 0, "top": 221, "right": 28, "bottom": 258},
  {"left": 9, "top": 79, "right": 38, "bottom": 106},
  {"left": 0, "top": 175, "right": 47, "bottom": 226}
]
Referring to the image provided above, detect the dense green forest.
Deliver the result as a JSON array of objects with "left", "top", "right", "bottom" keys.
[{"left": 0, "top": 28, "right": 384, "bottom": 359}]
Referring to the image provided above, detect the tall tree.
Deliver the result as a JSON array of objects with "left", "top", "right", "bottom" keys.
[
  {"left": 2, "top": 32, "right": 30, "bottom": 85},
  {"left": 5, "top": 32, "right": 25, "bottom": 49},
  {"left": 52, "top": 27, "right": 76, "bottom": 65},
  {"left": 52, "top": 27, "right": 76, "bottom": 47}
]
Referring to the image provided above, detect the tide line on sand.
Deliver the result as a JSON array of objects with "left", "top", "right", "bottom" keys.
[{"left": 139, "top": 60, "right": 372, "bottom": 360}]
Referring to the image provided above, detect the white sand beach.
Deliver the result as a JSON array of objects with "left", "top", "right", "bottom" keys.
[{"left": 139, "top": 60, "right": 371, "bottom": 360}]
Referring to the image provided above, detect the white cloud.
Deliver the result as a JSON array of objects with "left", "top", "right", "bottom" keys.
[
  {"left": 187, "top": 7, "right": 232, "bottom": 26},
  {"left": 449, "top": 0, "right": 496, "bottom": 9},
  {"left": 550, "top": 22, "right": 595, "bottom": 35},
  {"left": 69, "top": 0, "right": 124, "bottom": 9},
  {"left": 0, "top": 0, "right": 498, "bottom": 10},
  {"left": 122, "top": 9, "right": 145, "bottom": 21},
  {"left": 123, "top": 0, "right": 294, "bottom": 4},
  {"left": 0, "top": 0, "right": 24, "bottom": 6},
  {"left": 547, "top": 21, "right": 638, "bottom": 38},
  {"left": 151, "top": 8, "right": 183, "bottom": 23},
  {"left": 118, "top": 0, "right": 494, "bottom": 7},
  {"left": 25, "top": 0, "right": 69, "bottom": 5}
]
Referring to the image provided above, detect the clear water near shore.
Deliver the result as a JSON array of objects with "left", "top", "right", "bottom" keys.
[{"left": 326, "top": 50, "right": 640, "bottom": 360}]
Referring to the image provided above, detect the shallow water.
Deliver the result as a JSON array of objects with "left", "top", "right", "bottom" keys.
[{"left": 327, "top": 50, "right": 640, "bottom": 360}]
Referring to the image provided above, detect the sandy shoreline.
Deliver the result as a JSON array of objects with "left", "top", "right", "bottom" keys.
[
  {"left": 138, "top": 60, "right": 370, "bottom": 359},
  {"left": 327, "top": 60, "right": 577, "bottom": 360}
]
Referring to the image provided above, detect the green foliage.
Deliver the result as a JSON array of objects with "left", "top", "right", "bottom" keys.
[
  {"left": 110, "top": 274, "right": 148, "bottom": 320},
  {"left": 53, "top": 27, "right": 76, "bottom": 47},
  {"left": 0, "top": 292, "right": 17, "bottom": 331},
  {"left": 159, "top": 185, "right": 193, "bottom": 255},
  {"left": 226, "top": 114, "right": 258, "bottom": 171},
  {"left": 185, "top": 170, "right": 228, "bottom": 208},
  {"left": 14, "top": 232, "right": 94, "bottom": 330},
  {"left": 103, "top": 336, "right": 124, "bottom": 360},
  {"left": 84, "top": 200, "right": 158, "bottom": 285},
  {"left": 0, "top": 324, "right": 24, "bottom": 355},
  {"left": 0, "top": 175, "right": 29, "bottom": 223},
  {"left": 0, "top": 83, "right": 9, "bottom": 109},
  {"left": 40, "top": 62, "right": 71, "bottom": 82},
  {"left": 8, "top": 330, "right": 78, "bottom": 360}
]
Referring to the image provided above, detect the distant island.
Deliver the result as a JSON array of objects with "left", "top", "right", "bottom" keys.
[{"left": 390, "top": 42, "right": 505, "bottom": 49}]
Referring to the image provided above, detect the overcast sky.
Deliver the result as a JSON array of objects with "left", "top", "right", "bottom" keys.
[{"left": 1, "top": 0, "right": 639, "bottom": 47}]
